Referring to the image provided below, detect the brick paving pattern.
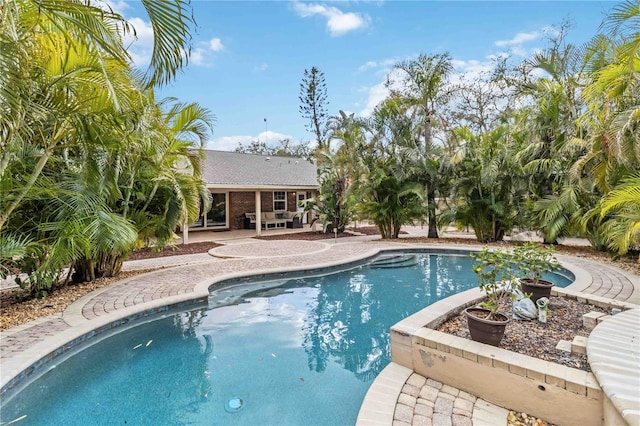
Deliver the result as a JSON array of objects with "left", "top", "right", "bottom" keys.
[
  {"left": 393, "top": 375, "right": 474, "bottom": 426},
  {"left": 1, "top": 316, "right": 69, "bottom": 360},
  {"left": 558, "top": 255, "right": 636, "bottom": 301},
  {"left": 1, "top": 239, "right": 638, "bottom": 425}
]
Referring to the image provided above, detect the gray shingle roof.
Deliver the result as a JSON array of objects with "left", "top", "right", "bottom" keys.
[{"left": 201, "top": 150, "right": 318, "bottom": 188}]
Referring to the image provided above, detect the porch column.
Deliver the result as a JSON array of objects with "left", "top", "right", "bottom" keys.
[
  {"left": 182, "top": 222, "right": 189, "bottom": 245},
  {"left": 255, "top": 190, "right": 262, "bottom": 236}
]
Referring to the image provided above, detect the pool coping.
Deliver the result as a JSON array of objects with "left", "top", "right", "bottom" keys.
[{"left": 1, "top": 242, "right": 639, "bottom": 420}]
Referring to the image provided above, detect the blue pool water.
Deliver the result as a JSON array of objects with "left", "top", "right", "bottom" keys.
[{"left": 1, "top": 253, "right": 572, "bottom": 425}]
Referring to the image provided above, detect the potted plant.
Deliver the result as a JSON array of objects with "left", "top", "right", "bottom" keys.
[
  {"left": 514, "top": 242, "right": 561, "bottom": 303},
  {"left": 465, "top": 247, "right": 518, "bottom": 346}
]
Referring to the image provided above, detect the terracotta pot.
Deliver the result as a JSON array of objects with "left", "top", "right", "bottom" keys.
[
  {"left": 520, "top": 278, "right": 554, "bottom": 303},
  {"left": 464, "top": 307, "right": 509, "bottom": 346}
]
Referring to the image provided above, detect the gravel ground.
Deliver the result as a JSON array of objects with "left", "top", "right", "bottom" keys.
[
  {"left": 127, "top": 241, "right": 223, "bottom": 260},
  {"left": 0, "top": 270, "right": 153, "bottom": 330},
  {"left": 436, "top": 296, "right": 607, "bottom": 372}
]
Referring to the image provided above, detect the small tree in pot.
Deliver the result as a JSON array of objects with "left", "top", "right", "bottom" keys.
[
  {"left": 514, "top": 242, "right": 561, "bottom": 303},
  {"left": 465, "top": 247, "right": 518, "bottom": 346}
]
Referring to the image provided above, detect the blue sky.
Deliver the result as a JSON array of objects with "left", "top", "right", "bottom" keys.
[{"left": 109, "top": 1, "right": 616, "bottom": 151}]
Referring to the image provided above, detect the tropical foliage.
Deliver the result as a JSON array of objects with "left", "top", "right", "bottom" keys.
[
  {"left": 0, "top": 0, "right": 213, "bottom": 296},
  {"left": 313, "top": 0, "right": 638, "bottom": 262},
  {"left": 3, "top": 0, "right": 639, "bottom": 299}
]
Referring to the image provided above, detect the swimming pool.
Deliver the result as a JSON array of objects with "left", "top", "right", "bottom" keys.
[{"left": 0, "top": 252, "right": 572, "bottom": 425}]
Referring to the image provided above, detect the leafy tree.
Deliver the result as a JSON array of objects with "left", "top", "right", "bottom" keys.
[
  {"left": 0, "top": 0, "right": 210, "bottom": 294},
  {"left": 299, "top": 67, "right": 329, "bottom": 148},
  {"left": 302, "top": 147, "right": 354, "bottom": 233},
  {"left": 514, "top": 26, "right": 587, "bottom": 243},
  {"left": 235, "top": 138, "right": 312, "bottom": 160},
  {"left": 1, "top": 0, "right": 196, "bottom": 231},
  {"left": 575, "top": 0, "right": 640, "bottom": 254},
  {"left": 585, "top": 174, "right": 640, "bottom": 257}
]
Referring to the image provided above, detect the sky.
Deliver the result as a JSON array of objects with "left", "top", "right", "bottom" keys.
[{"left": 108, "top": 1, "right": 616, "bottom": 151}]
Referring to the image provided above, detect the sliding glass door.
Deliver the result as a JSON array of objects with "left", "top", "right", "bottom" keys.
[{"left": 189, "top": 192, "right": 227, "bottom": 229}]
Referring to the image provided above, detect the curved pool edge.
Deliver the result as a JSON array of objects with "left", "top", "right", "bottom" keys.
[
  {"left": 0, "top": 242, "right": 388, "bottom": 393},
  {"left": 0, "top": 243, "right": 595, "bottom": 394},
  {"left": 2, "top": 242, "right": 637, "bottom": 404}
]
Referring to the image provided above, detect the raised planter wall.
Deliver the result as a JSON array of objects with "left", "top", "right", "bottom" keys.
[{"left": 390, "top": 281, "right": 638, "bottom": 426}]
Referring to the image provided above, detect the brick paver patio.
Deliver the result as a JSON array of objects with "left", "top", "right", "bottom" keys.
[{"left": 1, "top": 238, "right": 638, "bottom": 425}]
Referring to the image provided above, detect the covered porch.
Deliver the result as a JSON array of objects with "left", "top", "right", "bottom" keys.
[
  {"left": 179, "top": 222, "right": 320, "bottom": 244},
  {"left": 182, "top": 150, "right": 320, "bottom": 243}
]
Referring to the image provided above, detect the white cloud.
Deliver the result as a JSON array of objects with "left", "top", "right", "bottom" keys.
[
  {"left": 450, "top": 59, "right": 493, "bottom": 82},
  {"left": 494, "top": 31, "right": 542, "bottom": 58},
  {"left": 124, "top": 17, "right": 155, "bottom": 67},
  {"left": 358, "top": 61, "right": 378, "bottom": 72},
  {"left": 495, "top": 31, "right": 540, "bottom": 47},
  {"left": 358, "top": 80, "right": 388, "bottom": 117},
  {"left": 209, "top": 131, "right": 293, "bottom": 151},
  {"left": 209, "top": 38, "right": 224, "bottom": 52},
  {"left": 101, "top": 2, "right": 225, "bottom": 69},
  {"left": 357, "top": 58, "right": 397, "bottom": 73},
  {"left": 98, "top": 0, "right": 129, "bottom": 15},
  {"left": 191, "top": 37, "right": 225, "bottom": 67},
  {"left": 293, "top": 2, "right": 369, "bottom": 36}
]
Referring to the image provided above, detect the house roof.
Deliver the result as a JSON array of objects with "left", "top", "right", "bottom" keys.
[{"left": 201, "top": 150, "right": 318, "bottom": 189}]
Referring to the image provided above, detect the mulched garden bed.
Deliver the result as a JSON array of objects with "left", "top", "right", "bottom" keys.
[
  {"left": 127, "top": 241, "right": 223, "bottom": 260},
  {"left": 436, "top": 296, "right": 607, "bottom": 372},
  {"left": 256, "top": 230, "right": 358, "bottom": 241}
]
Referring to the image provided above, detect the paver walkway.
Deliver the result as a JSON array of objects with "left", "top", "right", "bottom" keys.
[{"left": 1, "top": 239, "right": 638, "bottom": 425}]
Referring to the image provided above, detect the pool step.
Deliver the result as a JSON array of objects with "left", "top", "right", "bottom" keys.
[{"left": 370, "top": 254, "right": 418, "bottom": 269}]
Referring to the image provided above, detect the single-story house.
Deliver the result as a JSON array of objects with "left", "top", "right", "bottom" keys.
[{"left": 182, "top": 150, "right": 319, "bottom": 241}]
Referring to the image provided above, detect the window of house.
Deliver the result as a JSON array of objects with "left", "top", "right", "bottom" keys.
[{"left": 273, "top": 191, "right": 286, "bottom": 211}]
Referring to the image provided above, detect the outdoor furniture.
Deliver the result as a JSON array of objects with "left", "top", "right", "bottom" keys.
[
  {"left": 244, "top": 212, "right": 301, "bottom": 230},
  {"left": 244, "top": 213, "right": 256, "bottom": 229},
  {"left": 261, "top": 212, "right": 287, "bottom": 229},
  {"left": 283, "top": 212, "right": 302, "bottom": 228}
]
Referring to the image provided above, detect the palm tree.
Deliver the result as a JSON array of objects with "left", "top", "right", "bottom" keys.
[
  {"left": 571, "top": 0, "right": 639, "bottom": 251},
  {"left": 514, "top": 26, "right": 587, "bottom": 244},
  {"left": 0, "top": 0, "right": 196, "bottom": 232},
  {"left": 0, "top": 0, "right": 208, "bottom": 290},
  {"left": 444, "top": 126, "right": 525, "bottom": 243},
  {"left": 591, "top": 173, "right": 640, "bottom": 257},
  {"left": 390, "top": 53, "right": 454, "bottom": 238},
  {"left": 350, "top": 98, "right": 425, "bottom": 238}
]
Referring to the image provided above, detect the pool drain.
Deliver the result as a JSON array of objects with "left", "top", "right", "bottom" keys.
[{"left": 225, "top": 397, "right": 244, "bottom": 413}]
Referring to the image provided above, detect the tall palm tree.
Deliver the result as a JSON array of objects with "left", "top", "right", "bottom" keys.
[
  {"left": 573, "top": 0, "right": 639, "bottom": 252},
  {"left": 390, "top": 53, "right": 454, "bottom": 238},
  {"left": 515, "top": 27, "right": 587, "bottom": 244}
]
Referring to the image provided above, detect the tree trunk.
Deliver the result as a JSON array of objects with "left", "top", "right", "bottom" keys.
[{"left": 427, "top": 189, "right": 439, "bottom": 238}]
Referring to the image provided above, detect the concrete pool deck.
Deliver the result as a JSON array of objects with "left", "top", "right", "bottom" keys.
[{"left": 1, "top": 236, "right": 639, "bottom": 425}]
